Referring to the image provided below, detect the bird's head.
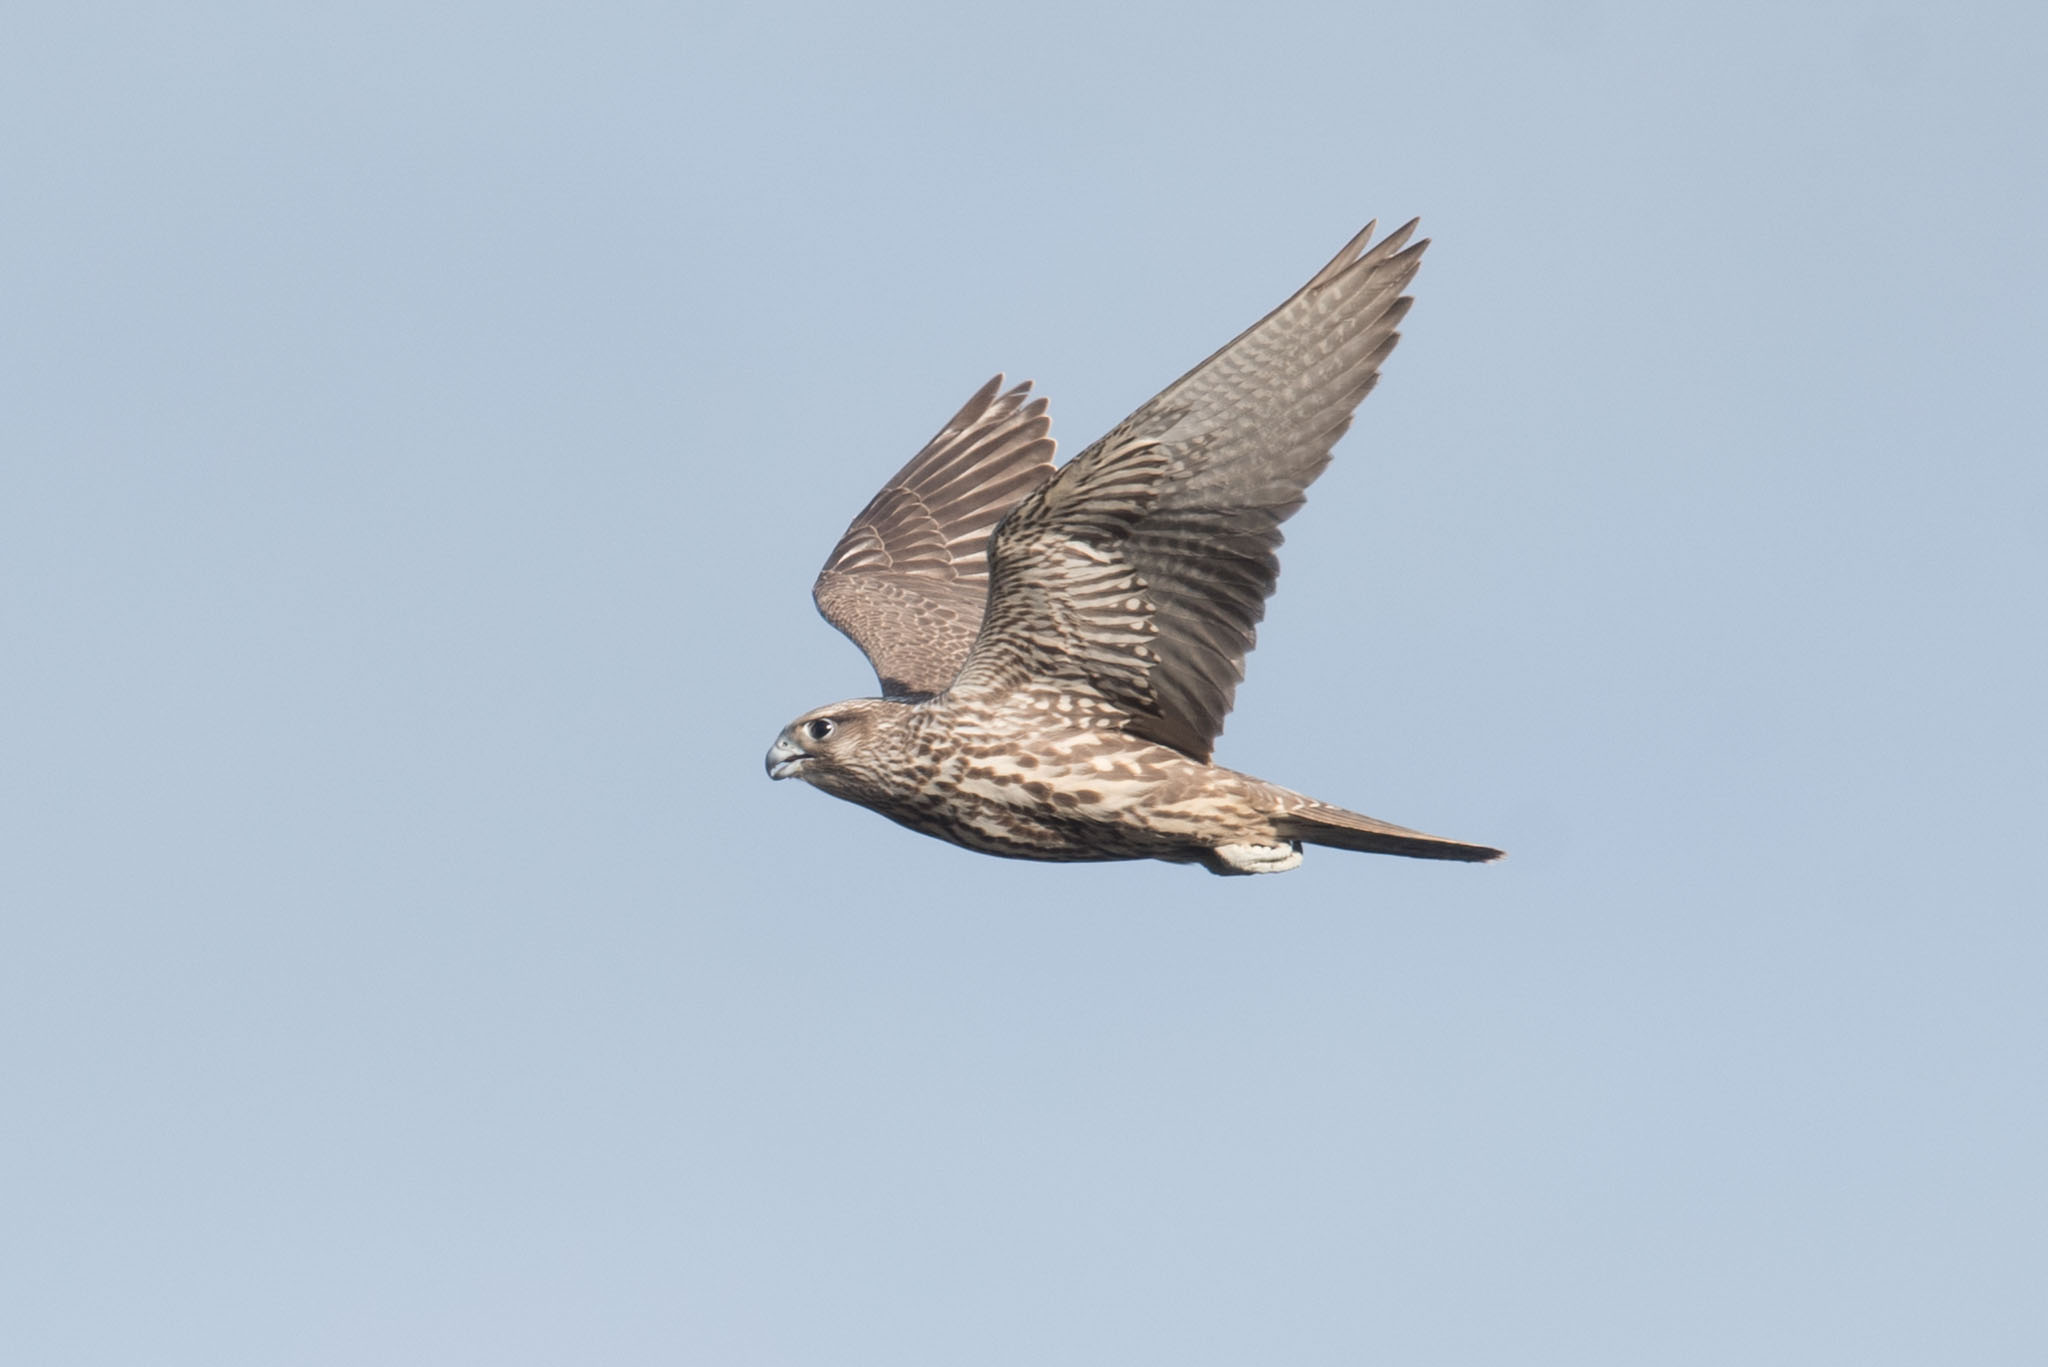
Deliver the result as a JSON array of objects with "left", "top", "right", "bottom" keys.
[{"left": 765, "top": 698, "right": 904, "bottom": 800}]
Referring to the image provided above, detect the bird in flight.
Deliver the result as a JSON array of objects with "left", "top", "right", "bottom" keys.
[{"left": 766, "top": 220, "right": 1501, "bottom": 874}]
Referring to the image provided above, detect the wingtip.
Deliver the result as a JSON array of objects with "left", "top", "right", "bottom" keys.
[{"left": 1311, "top": 216, "right": 1427, "bottom": 289}]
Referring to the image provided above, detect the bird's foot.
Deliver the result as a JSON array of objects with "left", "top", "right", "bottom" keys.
[{"left": 1202, "top": 841, "right": 1304, "bottom": 875}]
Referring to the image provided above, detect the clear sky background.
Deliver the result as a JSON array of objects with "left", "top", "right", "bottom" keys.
[{"left": 4, "top": 3, "right": 2043, "bottom": 1363}]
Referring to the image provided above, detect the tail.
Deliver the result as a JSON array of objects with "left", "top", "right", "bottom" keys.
[{"left": 1275, "top": 800, "right": 1503, "bottom": 863}]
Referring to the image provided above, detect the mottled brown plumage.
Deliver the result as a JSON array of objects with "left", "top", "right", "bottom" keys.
[{"left": 767, "top": 220, "right": 1502, "bottom": 874}]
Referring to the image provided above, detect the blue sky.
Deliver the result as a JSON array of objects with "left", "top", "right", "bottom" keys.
[{"left": 4, "top": 3, "right": 2044, "bottom": 1363}]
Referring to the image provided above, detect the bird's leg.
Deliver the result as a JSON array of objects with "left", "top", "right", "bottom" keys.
[{"left": 1201, "top": 841, "right": 1305, "bottom": 875}]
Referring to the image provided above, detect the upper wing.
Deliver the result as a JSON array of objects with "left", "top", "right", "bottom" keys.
[
  {"left": 950, "top": 221, "right": 1427, "bottom": 760},
  {"left": 813, "top": 376, "right": 1057, "bottom": 698}
]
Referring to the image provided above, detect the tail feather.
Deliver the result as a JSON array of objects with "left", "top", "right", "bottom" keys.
[{"left": 1276, "top": 801, "right": 1503, "bottom": 863}]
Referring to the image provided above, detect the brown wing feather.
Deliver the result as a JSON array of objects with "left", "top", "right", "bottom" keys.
[
  {"left": 813, "top": 376, "right": 1057, "bottom": 697},
  {"left": 952, "top": 221, "right": 1427, "bottom": 759}
]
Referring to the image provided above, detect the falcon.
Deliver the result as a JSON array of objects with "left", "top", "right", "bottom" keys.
[{"left": 766, "top": 220, "right": 1502, "bottom": 874}]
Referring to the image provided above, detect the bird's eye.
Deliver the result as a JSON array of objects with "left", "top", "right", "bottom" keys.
[{"left": 804, "top": 718, "right": 835, "bottom": 742}]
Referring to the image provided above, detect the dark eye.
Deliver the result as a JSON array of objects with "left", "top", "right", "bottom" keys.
[{"left": 804, "top": 718, "right": 835, "bottom": 742}]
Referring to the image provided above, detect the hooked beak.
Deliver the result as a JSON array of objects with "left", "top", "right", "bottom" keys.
[{"left": 765, "top": 733, "right": 805, "bottom": 780}]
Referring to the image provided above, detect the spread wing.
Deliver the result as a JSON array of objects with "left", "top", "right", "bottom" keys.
[
  {"left": 950, "top": 220, "right": 1426, "bottom": 760},
  {"left": 813, "top": 376, "right": 1057, "bottom": 698}
]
